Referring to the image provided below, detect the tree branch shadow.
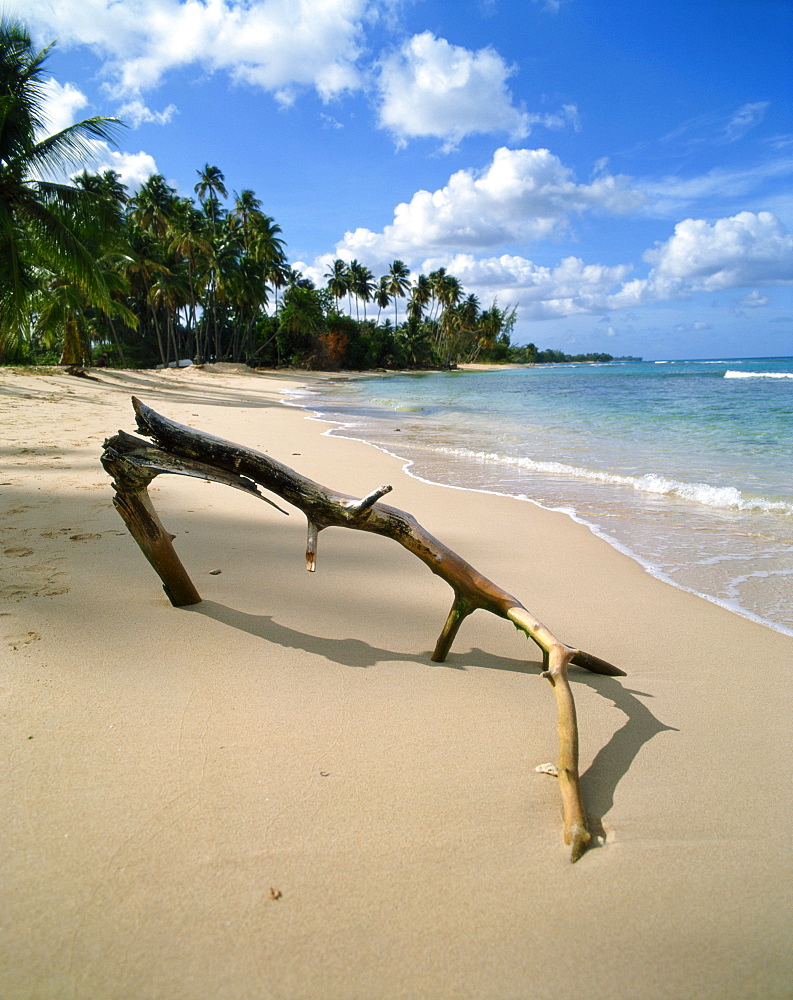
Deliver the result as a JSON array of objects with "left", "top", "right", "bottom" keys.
[
  {"left": 184, "top": 600, "right": 676, "bottom": 840},
  {"left": 575, "top": 673, "right": 677, "bottom": 843}
]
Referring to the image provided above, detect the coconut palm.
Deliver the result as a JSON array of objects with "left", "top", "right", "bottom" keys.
[
  {"left": 128, "top": 174, "right": 177, "bottom": 239},
  {"left": 277, "top": 284, "right": 324, "bottom": 363},
  {"left": 0, "top": 17, "right": 123, "bottom": 352},
  {"left": 168, "top": 198, "right": 211, "bottom": 358},
  {"left": 427, "top": 268, "right": 447, "bottom": 323},
  {"left": 349, "top": 260, "right": 375, "bottom": 320},
  {"left": 386, "top": 259, "right": 410, "bottom": 326},
  {"left": 194, "top": 163, "right": 227, "bottom": 231},
  {"left": 250, "top": 213, "right": 287, "bottom": 306},
  {"left": 407, "top": 273, "right": 432, "bottom": 322},
  {"left": 229, "top": 188, "right": 262, "bottom": 249},
  {"left": 325, "top": 258, "right": 350, "bottom": 314},
  {"left": 374, "top": 276, "right": 391, "bottom": 325}
]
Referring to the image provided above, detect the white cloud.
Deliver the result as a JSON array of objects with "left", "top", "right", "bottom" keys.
[
  {"left": 376, "top": 32, "right": 533, "bottom": 148},
  {"left": 38, "top": 78, "right": 89, "bottom": 136},
  {"left": 35, "top": 79, "right": 156, "bottom": 189},
  {"left": 334, "top": 147, "right": 644, "bottom": 265},
  {"left": 723, "top": 102, "right": 769, "bottom": 142},
  {"left": 441, "top": 213, "right": 793, "bottom": 321},
  {"left": 612, "top": 212, "right": 793, "bottom": 309},
  {"left": 639, "top": 157, "right": 793, "bottom": 217},
  {"left": 740, "top": 290, "right": 769, "bottom": 308},
  {"left": 420, "top": 252, "right": 633, "bottom": 320},
  {"left": 93, "top": 149, "right": 159, "bottom": 190},
  {"left": 64, "top": 139, "right": 159, "bottom": 190},
  {"left": 24, "top": 0, "right": 367, "bottom": 102},
  {"left": 676, "top": 321, "right": 713, "bottom": 333},
  {"left": 117, "top": 99, "right": 178, "bottom": 127},
  {"left": 657, "top": 101, "right": 774, "bottom": 153},
  {"left": 312, "top": 210, "right": 793, "bottom": 325},
  {"left": 643, "top": 211, "right": 793, "bottom": 291}
]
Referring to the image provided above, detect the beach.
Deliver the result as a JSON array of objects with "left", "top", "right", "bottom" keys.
[{"left": 1, "top": 364, "right": 791, "bottom": 999}]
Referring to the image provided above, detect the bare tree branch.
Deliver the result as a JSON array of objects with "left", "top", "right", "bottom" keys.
[{"left": 102, "top": 397, "right": 625, "bottom": 861}]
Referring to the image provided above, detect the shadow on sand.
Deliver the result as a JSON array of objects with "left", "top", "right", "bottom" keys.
[{"left": 185, "top": 599, "right": 676, "bottom": 848}]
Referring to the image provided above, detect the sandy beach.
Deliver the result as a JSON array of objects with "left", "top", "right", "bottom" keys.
[{"left": 1, "top": 364, "right": 791, "bottom": 1000}]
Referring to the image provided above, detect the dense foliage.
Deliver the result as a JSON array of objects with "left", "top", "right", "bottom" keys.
[{"left": 1, "top": 19, "right": 633, "bottom": 371}]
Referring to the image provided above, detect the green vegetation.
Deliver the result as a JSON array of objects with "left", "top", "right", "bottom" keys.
[
  {"left": 0, "top": 18, "right": 634, "bottom": 371},
  {"left": 511, "top": 346, "right": 642, "bottom": 364}
]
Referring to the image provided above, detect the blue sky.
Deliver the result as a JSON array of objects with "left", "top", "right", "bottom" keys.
[{"left": 17, "top": 0, "right": 793, "bottom": 359}]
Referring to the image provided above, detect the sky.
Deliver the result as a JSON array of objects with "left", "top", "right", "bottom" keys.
[{"left": 14, "top": 0, "right": 793, "bottom": 360}]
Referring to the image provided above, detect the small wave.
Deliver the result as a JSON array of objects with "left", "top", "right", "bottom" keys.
[
  {"left": 436, "top": 447, "right": 793, "bottom": 514},
  {"left": 724, "top": 370, "right": 793, "bottom": 379}
]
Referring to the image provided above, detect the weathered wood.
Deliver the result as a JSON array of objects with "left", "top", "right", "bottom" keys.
[{"left": 102, "top": 396, "right": 626, "bottom": 861}]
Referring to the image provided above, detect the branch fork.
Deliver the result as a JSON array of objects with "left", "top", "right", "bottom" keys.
[{"left": 102, "top": 397, "right": 625, "bottom": 862}]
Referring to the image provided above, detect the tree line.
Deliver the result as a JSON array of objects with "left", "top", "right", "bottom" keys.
[{"left": 1, "top": 19, "right": 631, "bottom": 372}]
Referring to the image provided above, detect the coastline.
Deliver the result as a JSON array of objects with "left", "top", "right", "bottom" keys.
[
  {"left": 288, "top": 361, "right": 793, "bottom": 639},
  {"left": 1, "top": 364, "right": 791, "bottom": 999}
]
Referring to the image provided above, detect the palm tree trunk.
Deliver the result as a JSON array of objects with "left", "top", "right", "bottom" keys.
[{"left": 107, "top": 316, "right": 127, "bottom": 368}]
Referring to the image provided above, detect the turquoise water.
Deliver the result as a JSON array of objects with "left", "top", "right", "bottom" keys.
[{"left": 288, "top": 358, "right": 793, "bottom": 635}]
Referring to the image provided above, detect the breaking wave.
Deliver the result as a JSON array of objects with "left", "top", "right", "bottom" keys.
[
  {"left": 724, "top": 370, "right": 793, "bottom": 379},
  {"left": 436, "top": 447, "right": 793, "bottom": 515}
]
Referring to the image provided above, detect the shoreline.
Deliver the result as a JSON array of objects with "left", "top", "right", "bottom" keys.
[
  {"left": 1, "top": 364, "right": 791, "bottom": 999},
  {"left": 287, "top": 370, "right": 793, "bottom": 640}
]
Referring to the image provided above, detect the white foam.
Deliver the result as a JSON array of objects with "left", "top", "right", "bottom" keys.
[
  {"left": 724, "top": 370, "right": 793, "bottom": 379},
  {"left": 283, "top": 379, "right": 793, "bottom": 638},
  {"left": 436, "top": 447, "right": 793, "bottom": 515}
]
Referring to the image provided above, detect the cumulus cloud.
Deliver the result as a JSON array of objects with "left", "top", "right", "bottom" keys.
[
  {"left": 90, "top": 148, "right": 159, "bottom": 190},
  {"left": 334, "top": 147, "right": 644, "bottom": 265},
  {"left": 27, "top": 4, "right": 576, "bottom": 145},
  {"left": 375, "top": 32, "right": 579, "bottom": 149},
  {"left": 38, "top": 78, "right": 89, "bottom": 136},
  {"left": 24, "top": 0, "right": 367, "bottom": 102},
  {"left": 117, "top": 99, "right": 178, "bottom": 127},
  {"left": 612, "top": 212, "right": 793, "bottom": 308},
  {"left": 643, "top": 211, "right": 793, "bottom": 290},
  {"left": 419, "top": 253, "right": 633, "bottom": 320},
  {"left": 376, "top": 32, "right": 533, "bottom": 148},
  {"left": 437, "top": 214, "right": 792, "bottom": 321},
  {"left": 314, "top": 209, "right": 793, "bottom": 325},
  {"left": 34, "top": 78, "right": 158, "bottom": 190}
]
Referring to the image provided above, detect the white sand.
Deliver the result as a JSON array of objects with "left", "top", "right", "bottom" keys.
[{"left": 1, "top": 364, "right": 791, "bottom": 999}]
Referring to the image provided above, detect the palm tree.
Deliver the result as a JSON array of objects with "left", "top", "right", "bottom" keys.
[
  {"left": 325, "top": 258, "right": 350, "bottom": 314},
  {"left": 345, "top": 259, "right": 361, "bottom": 317},
  {"left": 191, "top": 166, "right": 228, "bottom": 359},
  {"left": 250, "top": 213, "right": 287, "bottom": 308},
  {"left": 277, "top": 284, "right": 324, "bottom": 363},
  {"left": 229, "top": 188, "right": 262, "bottom": 249},
  {"left": 428, "top": 267, "right": 447, "bottom": 323},
  {"left": 435, "top": 272, "right": 463, "bottom": 356},
  {"left": 0, "top": 18, "right": 123, "bottom": 353},
  {"left": 349, "top": 259, "right": 375, "bottom": 320},
  {"left": 128, "top": 174, "right": 177, "bottom": 239},
  {"left": 386, "top": 259, "right": 410, "bottom": 326},
  {"left": 194, "top": 163, "right": 227, "bottom": 231},
  {"left": 374, "top": 276, "right": 390, "bottom": 325},
  {"left": 407, "top": 273, "right": 431, "bottom": 322},
  {"left": 74, "top": 168, "right": 128, "bottom": 217},
  {"left": 168, "top": 198, "right": 211, "bottom": 359}
]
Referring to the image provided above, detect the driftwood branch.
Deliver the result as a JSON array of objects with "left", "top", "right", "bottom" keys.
[{"left": 102, "top": 397, "right": 625, "bottom": 862}]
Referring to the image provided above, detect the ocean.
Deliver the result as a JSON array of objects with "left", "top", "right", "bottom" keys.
[{"left": 287, "top": 357, "right": 793, "bottom": 637}]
